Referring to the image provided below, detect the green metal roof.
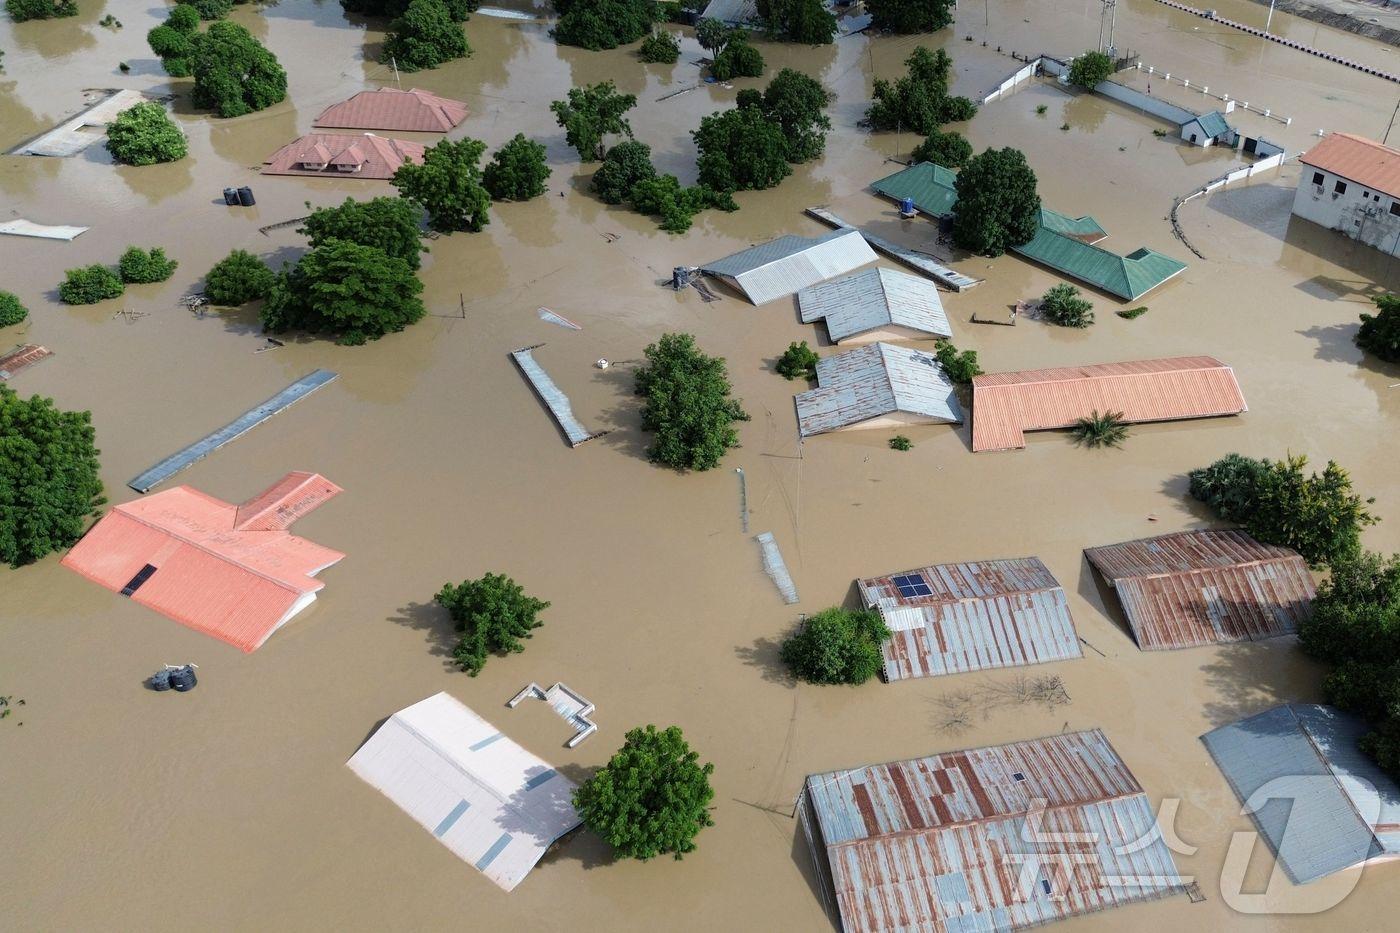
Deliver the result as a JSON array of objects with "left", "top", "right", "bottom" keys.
[
  {"left": 1012, "top": 229, "right": 1187, "bottom": 300},
  {"left": 1189, "top": 110, "right": 1231, "bottom": 138},
  {"left": 1037, "top": 208, "right": 1108, "bottom": 242},
  {"left": 871, "top": 162, "right": 959, "bottom": 218}
]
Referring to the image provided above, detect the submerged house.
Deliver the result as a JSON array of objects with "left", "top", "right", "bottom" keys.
[
  {"left": 1179, "top": 109, "right": 1236, "bottom": 147},
  {"left": 1202, "top": 704, "right": 1400, "bottom": 885},
  {"left": 794, "top": 342, "right": 963, "bottom": 437},
  {"left": 61, "top": 472, "right": 344, "bottom": 652},
  {"left": 857, "top": 557, "right": 1080, "bottom": 681},
  {"left": 1292, "top": 132, "right": 1400, "bottom": 258},
  {"left": 700, "top": 229, "right": 877, "bottom": 305},
  {"left": 313, "top": 87, "right": 469, "bottom": 132},
  {"left": 261, "top": 133, "right": 425, "bottom": 179},
  {"left": 797, "top": 267, "right": 952, "bottom": 344},
  {"left": 348, "top": 692, "right": 581, "bottom": 892},
  {"left": 799, "top": 729, "right": 1184, "bottom": 932},
  {"left": 971, "top": 356, "right": 1248, "bottom": 452},
  {"left": 1085, "top": 529, "right": 1315, "bottom": 650}
]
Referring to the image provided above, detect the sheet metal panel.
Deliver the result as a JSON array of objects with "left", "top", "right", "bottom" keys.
[
  {"left": 701, "top": 230, "right": 877, "bottom": 305},
  {"left": 796, "top": 343, "right": 963, "bottom": 437},
  {"left": 757, "top": 532, "right": 799, "bottom": 604},
  {"left": 804, "top": 208, "right": 983, "bottom": 291},
  {"left": 509, "top": 347, "right": 599, "bottom": 447},
  {"left": 798, "top": 267, "right": 951, "bottom": 342}
]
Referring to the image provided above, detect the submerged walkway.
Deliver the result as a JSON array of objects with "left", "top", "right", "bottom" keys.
[{"left": 805, "top": 208, "right": 982, "bottom": 291}]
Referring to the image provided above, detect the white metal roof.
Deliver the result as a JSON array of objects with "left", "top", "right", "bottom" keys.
[
  {"left": 701, "top": 229, "right": 878, "bottom": 306},
  {"left": 347, "top": 692, "right": 581, "bottom": 892},
  {"left": 795, "top": 342, "right": 964, "bottom": 436},
  {"left": 798, "top": 267, "right": 951, "bottom": 342}
]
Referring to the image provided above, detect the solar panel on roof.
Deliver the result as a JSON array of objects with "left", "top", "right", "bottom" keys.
[{"left": 892, "top": 573, "right": 933, "bottom": 598}]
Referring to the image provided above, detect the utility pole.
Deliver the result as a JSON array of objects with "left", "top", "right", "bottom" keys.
[
  {"left": 1099, "top": 0, "right": 1118, "bottom": 56},
  {"left": 1385, "top": 98, "right": 1400, "bottom": 146},
  {"left": 1266, "top": 0, "right": 1277, "bottom": 33}
]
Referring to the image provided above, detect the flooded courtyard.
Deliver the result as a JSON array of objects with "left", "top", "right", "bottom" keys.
[{"left": 1, "top": 0, "right": 1399, "bottom": 929}]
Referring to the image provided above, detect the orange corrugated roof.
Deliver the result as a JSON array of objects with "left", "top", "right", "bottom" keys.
[
  {"left": 61, "top": 473, "right": 344, "bottom": 652},
  {"left": 971, "top": 356, "right": 1247, "bottom": 452},
  {"left": 1299, "top": 133, "right": 1400, "bottom": 199},
  {"left": 313, "top": 88, "right": 468, "bottom": 132}
]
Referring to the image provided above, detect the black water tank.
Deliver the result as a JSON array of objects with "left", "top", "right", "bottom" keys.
[
  {"left": 237, "top": 186, "right": 255, "bottom": 207},
  {"left": 169, "top": 666, "right": 198, "bottom": 692},
  {"left": 223, "top": 187, "right": 240, "bottom": 206},
  {"left": 149, "top": 668, "right": 173, "bottom": 691}
]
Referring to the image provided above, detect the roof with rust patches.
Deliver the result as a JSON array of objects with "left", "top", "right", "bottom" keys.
[
  {"left": 801, "top": 729, "right": 1184, "bottom": 932},
  {"left": 1085, "top": 529, "right": 1315, "bottom": 650},
  {"left": 797, "top": 267, "right": 952, "bottom": 342},
  {"left": 0, "top": 345, "right": 53, "bottom": 380},
  {"left": 313, "top": 88, "right": 468, "bottom": 132},
  {"left": 261, "top": 133, "right": 425, "bottom": 180},
  {"left": 795, "top": 342, "right": 963, "bottom": 437},
  {"left": 1300, "top": 132, "right": 1400, "bottom": 199},
  {"left": 971, "top": 356, "right": 1247, "bottom": 452},
  {"left": 858, "top": 557, "right": 1081, "bottom": 680}
]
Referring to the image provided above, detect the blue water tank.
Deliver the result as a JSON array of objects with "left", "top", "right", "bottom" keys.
[{"left": 900, "top": 197, "right": 915, "bottom": 215}]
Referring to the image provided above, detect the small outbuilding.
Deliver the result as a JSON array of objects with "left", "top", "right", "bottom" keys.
[
  {"left": 261, "top": 133, "right": 425, "bottom": 179},
  {"left": 797, "top": 267, "right": 952, "bottom": 344},
  {"left": 701, "top": 229, "right": 877, "bottom": 305},
  {"left": 794, "top": 342, "right": 963, "bottom": 437},
  {"left": 1179, "top": 110, "right": 1236, "bottom": 147},
  {"left": 313, "top": 87, "right": 469, "bottom": 132},
  {"left": 871, "top": 161, "right": 959, "bottom": 218}
]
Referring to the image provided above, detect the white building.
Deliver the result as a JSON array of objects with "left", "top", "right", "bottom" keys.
[
  {"left": 1292, "top": 133, "right": 1400, "bottom": 258},
  {"left": 1179, "top": 109, "right": 1236, "bottom": 148}
]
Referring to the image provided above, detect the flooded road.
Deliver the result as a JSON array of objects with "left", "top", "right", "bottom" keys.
[{"left": 2, "top": 0, "right": 1398, "bottom": 929}]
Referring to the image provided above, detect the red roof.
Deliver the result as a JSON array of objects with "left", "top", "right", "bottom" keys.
[
  {"left": 971, "top": 356, "right": 1247, "bottom": 452},
  {"left": 61, "top": 472, "right": 344, "bottom": 652},
  {"left": 313, "top": 87, "right": 468, "bottom": 132},
  {"left": 261, "top": 134, "right": 425, "bottom": 180},
  {"left": 1299, "top": 133, "right": 1400, "bottom": 200}
]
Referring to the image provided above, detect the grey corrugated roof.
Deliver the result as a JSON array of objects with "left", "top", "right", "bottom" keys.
[
  {"left": 1201, "top": 704, "right": 1400, "bottom": 884},
  {"left": 700, "top": 0, "right": 758, "bottom": 23},
  {"left": 701, "top": 229, "right": 878, "bottom": 305},
  {"left": 1189, "top": 110, "right": 1232, "bottom": 138},
  {"left": 798, "top": 267, "right": 952, "bottom": 342},
  {"left": 794, "top": 343, "right": 963, "bottom": 436}
]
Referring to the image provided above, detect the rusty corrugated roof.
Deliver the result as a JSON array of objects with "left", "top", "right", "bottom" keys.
[
  {"left": 313, "top": 88, "right": 468, "bottom": 132},
  {"left": 796, "top": 343, "right": 964, "bottom": 437},
  {"left": 1084, "top": 529, "right": 1315, "bottom": 650},
  {"left": 858, "top": 557, "right": 1082, "bottom": 680},
  {"left": 1299, "top": 133, "right": 1400, "bottom": 199},
  {"left": 0, "top": 344, "right": 52, "bottom": 380},
  {"left": 800, "top": 730, "right": 1185, "bottom": 932},
  {"left": 970, "top": 356, "right": 1247, "bottom": 452}
]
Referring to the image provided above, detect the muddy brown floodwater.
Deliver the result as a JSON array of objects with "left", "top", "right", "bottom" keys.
[{"left": 2, "top": 0, "right": 1399, "bottom": 929}]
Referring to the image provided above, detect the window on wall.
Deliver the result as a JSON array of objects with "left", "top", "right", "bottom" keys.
[
  {"left": 1335, "top": 180, "right": 1348, "bottom": 194},
  {"left": 1391, "top": 202, "right": 1400, "bottom": 217},
  {"left": 1312, "top": 171, "right": 1324, "bottom": 185}
]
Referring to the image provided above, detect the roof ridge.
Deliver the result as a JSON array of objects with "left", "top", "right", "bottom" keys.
[
  {"left": 111, "top": 507, "right": 312, "bottom": 595},
  {"left": 1288, "top": 705, "right": 1384, "bottom": 844},
  {"left": 976, "top": 358, "right": 1229, "bottom": 388}
]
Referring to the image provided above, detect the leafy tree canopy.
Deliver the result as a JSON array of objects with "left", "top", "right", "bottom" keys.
[
  {"left": 950, "top": 146, "right": 1041, "bottom": 256},
  {"left": 0, "top": 386, "right": 105, "bottom": 568},
  {"left": 1039, "top": 282, "right": 1094, "bottom": 328},
  {"left": 5, "top": 0, "right": 76, "bottom": 22},
  {"left": 634, "top": 333, "right": 749, "bottom": 471},
  {"left": 118, "top": 246, "right": 179, "bottom": 284},
  {"left": 759, "top": 67, "right": 832, "bottom": 163},
  {"left": 639, "top": 29, "right": 680, "bottom": 63},
  {"left": 910, "top": 128, "right": 971, "bottom": 168},
  {"left": 573, "top": 724, "right": 715, "bottom": 860},
  {"left": 629, "top": 174, "right": 734, "bottom": 233},
  {"left": 776, "top": 340, "right": 818, "bottom": 380},
  {"left": 710, "top": 37, "right": 764, "bottom": 80},
  {"left": 866, "top": 0, "right": 952, "bottom": 33},
  {"left": 695, "top": 17, "right": 734, "bottom": 52},
  {"left": 148, "top": 6, "right": 200, "bottom": 76},
  {"left": 382, "top": 0, "right": 471, "bottom": 72},
  {"left": 552, "top": 0, "right": 660, "bottom": 50},
  {"left": 866, "top": 46, "right": 976, "bottom": 135},
  {"left": 1357, "top": 293, "right": 1400, "bottom": 363},
  {"left": 392, "top": 137, "right": 492, "bottom": 233},
  {"left": 592, "top": 140, "right": 656, "bottom": 204},
  {"left": 551, "top": 81, "right": 637, "bottom": 161},
  {"left": 177, "top": 0, "right": 231, "bottom": 20},
  {"left": 933, "top": 339, "right": 981, "bottom": 384},
  {"left": 261, "top": 240, "right": 425, "bottom": 344},
  {"left": 203, "top": 249, "right": 276, "bottom": 305},
  {"left": 1068, "top": 50, "right": 1114, "bottom": 89},
  {"left": 434, "top": 572, "right": 549, "bottom": 675},
  {"left": 694, "top": 104, "right": 791, "bottom": 192},
  {"left": 59, "top": 265, "right": 124, "bottom": 305},
  {"left": 0, "top": 292, "right": 28, "bottom": 328},
  {"left": 105, "top": 102, "right": 187, "bottom": 166},
  {"left": 756, "top": 0, "right": 835, "bottom": 44},
  {"left": 482, "top": 134, "right": 551, "bottom": 201},
  {"left": 191, "top": 22, "right": 288, "bottom": 118},
  {"left": 780, "top": 607, "right": 891, "bottom": 684},
  {"left": 301, "top": 197, "right": 425, "bottom": 270},
  {"left": 341, "top": 0, "right": 476, "bottom": 19}
]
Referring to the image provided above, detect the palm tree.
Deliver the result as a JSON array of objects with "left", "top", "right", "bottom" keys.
[{"left": 1072, "top": 410, "right": 1129, "bottom": 448}]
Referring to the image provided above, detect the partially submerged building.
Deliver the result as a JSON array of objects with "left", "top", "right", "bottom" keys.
[
  {"left": 61, "top": 472, "right": 344, "bottom": 652},
  {"left": 700, "top": 229, "right": 877, "bottom": 305},
  {"left": 698, "top": 0, "right": 758, "bottom": 24},
  {"left": 797, "top": 267, "right": 952, "bottom": 344},
  {"left": 9, "top": 89, "right": 156, "bottom": 157},
  {"left": 799, "top": 729, "right": 1184, "bottom": 932},
  {"left": 348, "top": 692, "right": 581, "bottom": 892},
  {"left": 794, "top": 342, "right": 963, "bottom": 438},
  {"left": 313, "top": 87, "right": 468, "bottom": 132},
  {"left": 1085, "top": 529, "right": 1315, "bottom": 650},
  {"left": 871, "top": 161, "right": 959, "bottom": 219},
  {"left": 261, "top": 133, "right": 425, "bottom": 179},
  {"left": 1292, "top": 132, "right": 1400, "bottom": 258},
  {"left": 971, "top": 356, "right": 1248, "bottom": 452},
  {"left": 857, "top": 557, "right": 1080, "bottom": 681},
  {"left": 1179, "top": 109, "right": 1236, "bottom": 147},
  {"left": 1202, "top": 704, "right": 1400, "bottom": 885}
]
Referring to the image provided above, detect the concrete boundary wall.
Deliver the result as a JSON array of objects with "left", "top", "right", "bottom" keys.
[{"left": 1092, "top": 79, "right": 1197, "bottom": 124}]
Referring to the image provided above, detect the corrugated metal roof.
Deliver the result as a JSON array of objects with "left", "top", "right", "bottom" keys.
[
  {"left": 1299, "top": 132, "right": 1400, "bottom": 198},
  {"left": 0, "top": 344, "right": 53, "bottom": 380},
  {"left": 1011, "top": 227, "right": 1187, "bottom": 300},
  {"left": 1085, "top": 529, "right": 1315, "bottom": 650},
  {"left": 313, "top": 88, "right": 468, "bottom": 132},
  {"left": 61, "top": 473, "right": 344, "bottom": 652},
  {"left": 700, "top": 0, "right": 759, "bottom": 23},
  {"left": 970, "top": 356, "right": 1247, "bottom": 452},
  {"left": 348, "top": 693, "right": 581, "bottom": 892},
  {"left": 510, "top": 346, "right": 600, "bottom": 447},
  {"left": 801, "top": 730, "right": 1184, "bottom": 932},
  {"left": 798, "top": 267, "right": 952, "bottom": 342},
  {"left": 261, "top": 133, "right": 425, "bottom": 180},
  {"left": 1201, "top": 704, "right": 1400, "bottom": 885},
  {"left": 702, "top": 229, "right": 877, "bottom": 305},
  {"left": 795, "top": 343, "right": 964, "bottom": 437},
  {"left": 1037, "top": 208, "right": 1107, "bottom": 243},
  {"left": 1186, "top": 110, "right": 1232, "bottom": 138},
  {"left": 871, "top": 161, "right": 960, "bottom": 217},
  {"left": 858, "top": 557, "right": 1081, "bottom": 680}
]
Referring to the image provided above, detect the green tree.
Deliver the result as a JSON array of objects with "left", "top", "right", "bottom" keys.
[
  {"left": 192, "top": 22, "right": 288, "bottom": 118},
  {"left": 1068, "top": 50, "right": 1114, "bottom": 89},
  {"left": 629, "top": 175, "right": 734, "bottom": 233},
  {"left": 148, "top": 5, "right": 200, "bottom": 76},
  {"left": 0, "top": 292, "right": 27, "bottom": 328},
  {"left": 551, "top": 81, "right": 638, "bottom": 161},
  {"left": 889, "top": 434, "right": 913, "bottom": 450},
  {"left": 482, "top": 134, "right": 551, "bottom": 201},
  {"left": 5, "top": 0, "right": 76, "bottom": 21},
  {"left": 552, "top": 0, "right": 660, "bottom": 50},
  {"left": 301, "top": 197, "right": 425, "bottom": 270},
  {"left": 694, "top": 105, "right": 791, "bottom": 192},
  {"left": 573, "top": 725, "right": 714, "bottom": 860},
  {"left": 177, "top": 0, "right": 232, "bottom": 19},
  {"left": 0, "top": 386, "right": 105, "bottom": 568},
  {"left": 950, "top": 147, "right": 1041, "bottom": 256},
  {"left": 910, "top": 128, "right": 971, "bottom": 168},
  {"left": 866, "top": 46, "right": 976, "bottom": 134},
  {"left": 776, "top": 340, "right": 818, "bottom": 380},
  {"left": 341, "top": 0, "right": 477, "bottom": 19},
  {"left": 756, "top": 0, "right": 835, "bottom": 44},
  {"left": 392, "top": 137, "right": 492, "bottom": 233},
  {"left": 780, "top": 607, "right": 891, "bottom": 685},
  {"left": 105, "top": 102, "right": 188, "bottom": 166},
  {"left": 382, "top": 0, "right": 470, "bottom": 72},
  {"left": 203, "top": 249, "right": 276, "bottom": 305},
  {"left": 634, "top": 333, "right": 749, "bottom": 471},
  {"left": 865, "top": 0, "right": 952, "bottom": 33},
  {"left": 639, "top": 29, "right": 680, "bottom": 63},
  {"left": 1072, "top": 410, "right": 1129, "bottom": 448},
  {"left": 760, "top": 68, "right": 832, "bottom": 163},
  {"left": 1039, "top": 283, "right": 1093, "bottom": 328},
  {"left": 433, "top": 572, "right": 549, "bottom": 675},
  {"left": 1188, "top": 453, "right": 1378, "bottom": 569},
  {"left": 1357, "top": 293, "right": 1400, "bottom": 363},
  {"left": 118, "top": 247, "right": 178, "bottom": 284},
  {"left": 933, "top": 339, "right": 981, "bottom": 384},
  {"left": 711, "top": 38, "right": 764, "bottom": 80},
  {"left": 695, "top": 17, "right": 733, "bottom": 53},
  {"left": 261, "top": 240, "right": 425, "bottom": 344},
  {"left": 592, "top": 140, "right": 656, "bottom": 204},
  {"left": 59, "top": 265, "right": 124, "bottom": 305}
]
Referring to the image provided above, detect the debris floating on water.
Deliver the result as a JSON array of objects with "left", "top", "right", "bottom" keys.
[
  {"left": 538, "top": 307, "right": 582, "bottom": 330},
  {"left": 510, "top": 345, "right": 605, "bottom": 447},
  {"left": 756, "top": 532, "right": 798, "bottom": 605}
]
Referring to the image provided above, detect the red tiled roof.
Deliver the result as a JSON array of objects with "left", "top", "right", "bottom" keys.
[
  {"left": 61, "top": 472, "right": 344, "bottom": 652},
  {"left": 970, "top": 356, "right": 1247, "bottom": 452},
  {"left": 313, "top": 87, "right": 469, "bottom": 132},
  {"left": 261, "top": 134, "right": 425, "bottom": 180},
  {"left": 1299, "top": 133, "right": 1400, "bottom": 199}
]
